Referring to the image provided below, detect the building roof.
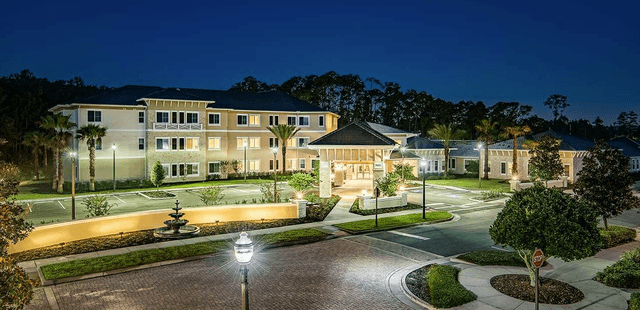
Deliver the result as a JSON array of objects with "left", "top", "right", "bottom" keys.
[
  {"left": 308, "top": 121, "right": 397, "bottom": 146},
  {"left": 405, "top": 137, "right": 445, "bottom": 149},
  {"left": 449, "top": 141, "right": 480, "bottom": 157},
  {"left": 390, "top": 149, "right": 421, "bottom": 159},
  {"left": 609, "top": 137, "right": 640, "bottom": 157},
  {"left": 366, "top": 122, "right": 413, "bottom": 134},
  {"left": 64, "top": 85, "right": 329, "bottom": 113},
  {"left": 490, "top": 130, "right": 595, "bottom": 151}
]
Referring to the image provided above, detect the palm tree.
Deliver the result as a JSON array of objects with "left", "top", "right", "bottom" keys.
[
  {"left": 22, "top": 131, "right": 48, "bottom": 180},
  {"left": 267, "top": 124, "right": 301, "bottom": 174},
  {"left": 40, "top": 113, "right": 76, "bottom": 193},
  {"left": 428, "top": 124, "right": 465, "bottom": 177},
  {"left": 76, "top": 124, "right": 108, "bottom": 191},
  {"left": 475, "top": 119, "right": 498, "bottom": 180},
  {"left": 501, "top": 125, "right": 532, "bottom": 179}
]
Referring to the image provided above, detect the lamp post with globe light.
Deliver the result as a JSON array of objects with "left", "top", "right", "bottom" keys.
[
  {"left": 420, "top": 158, "right": 427, "bottom": 219},
  {"left": 243, "top": 141, "right": 248, "bottom": 182},
  {"left": 69, "top": 151, "right": 77, "bottom": 220},
  {"left": 111, "top": 143, "right": 117, "bottom": 191},
  {"left": 477, "top": 142, "right": 483, "bottom": 189},
  {"left": 271, "top": 147, "right": 278, "bottom": 202},
  {"left": 234, "top": 231, "right": 254, "bottom": 310}
]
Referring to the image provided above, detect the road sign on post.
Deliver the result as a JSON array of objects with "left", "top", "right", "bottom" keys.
[{"left": 532, "top": 248, "right": 545, "bottom": 310}]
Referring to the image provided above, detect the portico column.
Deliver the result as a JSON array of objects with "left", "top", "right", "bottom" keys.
[{"left": 319, "top": 160, "right": 332, "bottom": 198}]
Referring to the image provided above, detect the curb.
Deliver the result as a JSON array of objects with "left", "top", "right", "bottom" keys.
[{"left": 333, "top": 215, "right": 454, "bottom": 235}]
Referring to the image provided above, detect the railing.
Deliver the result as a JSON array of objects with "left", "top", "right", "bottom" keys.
[{"left": 153, "top": 123, "right": 202, "bottom": 130}]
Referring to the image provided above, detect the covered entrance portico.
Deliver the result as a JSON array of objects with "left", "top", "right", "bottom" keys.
[{"left": 308, "top": 122, "right": 398, "bottom": 198}]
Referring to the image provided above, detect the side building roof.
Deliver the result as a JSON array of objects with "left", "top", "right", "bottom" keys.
[
  {"left": 490, "top": 130, "right": 595, "bottom": 151},
  {"left": 609, "top": 137, "right": 640, "bottom": 157},
  {"left": 309, "top": 121, "right": 396, "bottom": 146}
]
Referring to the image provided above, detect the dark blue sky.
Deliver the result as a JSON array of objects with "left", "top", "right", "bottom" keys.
[{"left": 2, "top": 0, "right": 638, "bottom": 124}]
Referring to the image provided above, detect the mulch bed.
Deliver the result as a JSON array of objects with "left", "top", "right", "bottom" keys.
[
  {"left": 405, "top": 265, "right": 431, "bottom": 303},
  {"left": 490, "top": 274, "right": 584, "bottom": 304}
]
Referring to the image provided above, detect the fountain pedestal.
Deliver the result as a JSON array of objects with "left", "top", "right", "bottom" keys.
[{"left": 154, "top": 200, "right": 200, "bottom": 239}]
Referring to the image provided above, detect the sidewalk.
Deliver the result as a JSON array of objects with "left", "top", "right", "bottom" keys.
[{"left": 395, "top": 240, "right": 640, "bottom": 310}]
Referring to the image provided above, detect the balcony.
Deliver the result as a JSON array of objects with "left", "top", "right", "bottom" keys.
[{"left": 153, "top": 123, "right": 202, "bottom": 130}]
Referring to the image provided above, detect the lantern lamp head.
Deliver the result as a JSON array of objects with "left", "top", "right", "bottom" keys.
[{"left": 234, "top": 231, "right": 254, "bottom": 265}]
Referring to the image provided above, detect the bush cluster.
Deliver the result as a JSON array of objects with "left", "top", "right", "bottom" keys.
[
  {"left": 595, "top": 247, "right": 640, "bottom": 289},
  {"left": 64, "top": 178, "right": 154, "bottom": 193},
  {"left": 457, "top": 250, "right": 529, "bottom": 267},
  {"left": 304, "top": 194, "right": 340, "bottom": 221},
  {"left": 630, "top": 292, "right": 640, "bottom": 310},
  {"left": 480, "top": 189, "right": 505, "bottom": 200},
  {"left": 600, "top": 226, "right": 637, "bottom": 248},
  {"left": 427, "top": 264, "right": 476, "bottom": 308}
]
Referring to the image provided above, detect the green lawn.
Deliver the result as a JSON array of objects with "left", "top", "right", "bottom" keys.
[
  {"left": 457, "top": 250, "right": 528, "bottom": 267},
  {"left": 428, "top": 264, "right": 477, "bottom": 308},
  {"left": 334, "top": 211, "right": 451, "bottom": 232},
  {"left": 40, "top": 228, "right": 328, "bottom": 280},
  {"left": 14, "top": 179, "right": 272, "bottom": 200},
  {"left": 409, "top": 177, "right": 509, "bottom": 191}
]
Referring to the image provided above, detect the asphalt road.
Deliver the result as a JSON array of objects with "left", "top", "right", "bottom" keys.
[{"left": 368, "top": 208, "right": 507, "bottom": 257}]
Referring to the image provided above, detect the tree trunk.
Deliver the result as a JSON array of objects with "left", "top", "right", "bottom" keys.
[
  {"left": 33, "top": 149, "right": 39, "bottom": 180},
  {"left": 281, "top": 145, "right": 287, "bottom": 174},
  {"left": 484, "top": 146, "right": 490, "bottom": 180},
  {"left": 512, "top": 138, "right": 519, "bottom": 178},
  {"left": 52, "top": 149, "right": 58, "bottom": 190},
  {"left": 603, "top": 216, "right": 609, "bottom": 230},
  {"left": 517, "top": 249, "right": 536, "bottom": 287},
  {"left": 89, "top": 143, "right": 96, "bottom": 191},
  {"left": 444, "top": 146, "right": 449, "bottom": 177},
  {"left": 57, "top": 155, "right": 64, "bottom": 193},
  {"left": 43, "top": 146, "right": 48, "bottom": 176}
]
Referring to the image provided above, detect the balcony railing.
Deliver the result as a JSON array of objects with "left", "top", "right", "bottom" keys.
[{"left": 153, "top": 123, "right": 202, "bottom": 130}]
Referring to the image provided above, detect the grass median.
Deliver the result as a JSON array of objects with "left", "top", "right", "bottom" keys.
[
  {"left": 40, "top": 228, "right": 327, "bottom": 280},
  {"left": 334, "top": 211, "right": 451, "bottom": 232}
]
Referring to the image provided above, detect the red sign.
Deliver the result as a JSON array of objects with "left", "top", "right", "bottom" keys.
[{"left": 532, "top": 249, "right": 545, "bottom": 268}]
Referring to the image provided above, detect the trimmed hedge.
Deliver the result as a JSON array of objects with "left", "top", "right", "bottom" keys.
[
  {"left": 457, "top": 250, "right": 528, "bottom": 267},
  {"left": 427, "top": 264, "right": 476, "bottom": 308},
  {"left": 600, "top": 226, "right": 637, "bottom": 248},
  {"left": 595, "top": 247, "right": 640, "bottom": 289},
  {"left": 630, "top": 292, "right": 640, "bottom": 310}
]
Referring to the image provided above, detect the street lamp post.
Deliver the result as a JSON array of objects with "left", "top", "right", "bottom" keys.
[
  {"left": 271, "top": 147, "right": 278, "bottom": 202},
  {"left": 234, "top": 231, "right": 254, "bottom": 310},
  {"left": 477, "top": 143, "right": 483, "bottom": 189},
  {"left": 69, "top": 151, "right": 76, "bottom": 220},
  {"left": 243, "top": 141, "right": 247, "bottom": 182},
  {"left": 111, "top": 144, "right": 116, "bottom": 191},
  {"left": 420, "top": 158, "right": 427, "bottom": 219},
  {"left": 400, "top": 146, "right": 406, "bottom": 185}
]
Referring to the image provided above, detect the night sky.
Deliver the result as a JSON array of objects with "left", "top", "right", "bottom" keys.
[{"left": 1, "top": 0, "right": 638, "bottom": 124}]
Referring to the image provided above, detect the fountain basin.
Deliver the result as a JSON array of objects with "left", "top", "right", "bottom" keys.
[{"left": 153, "top": 225, "right": 200, "bottom": 239}]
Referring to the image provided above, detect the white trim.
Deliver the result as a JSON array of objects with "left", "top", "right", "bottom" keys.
[
  {"left": 269, "top": 115, "right": 280, "bottom": 126},
  {"left": 186, "top": 163, "right": 200, "bottom": 177},
  {"left": 185, "top": 137, "right": 199, "bottom": 151},
  {"left": 208, "top": 112, "right": 221, "bottom": 126},
  {"left": 185, "top": 111, "right": 199, "bottom": 124},
  {"left": 300, "top": 158, "right": 307, "bottom": 169},
  {"left": 297, "top": 137, "right": 310, "bottom": 148},
  {"left": 204, "top": 129, "right": 327, "bottom": 133},
  {"left": 318, "top": 115, "right": 325, "bottom": 127},
  {"left": 138, "top": 111, "right": 145, "bottom": 124}
]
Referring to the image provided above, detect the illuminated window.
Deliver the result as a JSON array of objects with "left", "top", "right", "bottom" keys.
[
  {"left": 208, "top": 137, "right": 221, "bottom": 150},
  {"left": 248, "top": 159, "right": 260, "bottom": 171},
  {"left": 237, "top": 137, "right": 248, "bottom": 149},
  {"left": 249, "top": 114, "right": 260, "bottom": 126},
  {"left": 186, "top": 138, "right": 198, "bottom": 151},
  {"left": 287, "top": 138, "right": 296, "bottom": 148},
  {"left": 249, "top": 137, "right": 260, "bottom": 149}
]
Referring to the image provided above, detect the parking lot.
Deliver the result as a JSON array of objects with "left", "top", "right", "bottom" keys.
[{"left": 25, "top": 183, "right": 294, "bottom": 225}]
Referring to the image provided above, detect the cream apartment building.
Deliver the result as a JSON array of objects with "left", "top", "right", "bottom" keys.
[{"left": 49, "top": 85, "right": 338, "bottom": 183}]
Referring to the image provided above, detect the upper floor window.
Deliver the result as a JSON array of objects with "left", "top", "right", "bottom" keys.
[
  {"left": 249, "top": 114, "right": 260, "bottom": 126},
  {"left": 138, "top": 138, "right": 144, "bottom": 150},
  {"left": 269, "top": 137, "right": 279, "bottom": 148},
  {"left": 95, "top": 139, "right": 103, "bottom": 150},
  {"left": 300, "top": 158, "right": 306, "bottom": 169},
  {"left": 186, "top": 138, "right": 198, "bottom": 151},
  {"left": 208, "top": 137, "right": 221, "bottom": 150},
  {"left": 156, "top": 112, "right": 169, "bottom": 123},
  {"left": 269, "top": 115, "right": 279, "bottom": 126},
  {"left": 138, "top": 111, "right": 144, "bottom": 123},
  {"left": 287, "top": 138, "right": 296, "bottom": 148},
  {"left": 237, "top": 114, "right": 248, "bottom": 126},
  {"left": 156, "top": 138, "right": 169, "bottom": 150},
  {"left": 287, "top": 116, "right": 296, "bottom": 126},
  {"left": 249, "top": 137, "right": 260, "bottom": 149},
  {"left": 208, "top": 113, "right": 220, "bottom": 125},
  {"left": 186, "top": 112, "right": 199, "bottom": 124},
  {"left": 298, "top": 137, "right": 310, "bottom": 148},
  {"left": 298, "top": 116, "right": 310, "bottom": 126},
  {"left": 88, "top": 110, "right": 102, "bottom": 123},
  {"left": 318, "top": 115, "right": 324, "bottom": 127},
  {"left": 237, "top": 137, "right": 248, "bottom": 149}
]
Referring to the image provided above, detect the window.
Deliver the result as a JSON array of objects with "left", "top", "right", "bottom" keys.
[
  {"left": 563, "top": 165, "right": 570, "bottom": 177},
  {"left": 156, "top": 138, "right": 169, "bottom": 150},
  {"left": 138, "top": 138, "right": 144, "bottom": 150},
  {"left": 300, "top": 158, "right": 306, "bottom": 169},
  {"left": 179, "top": 112, "right": 185, "bottom": 124},
  {"left": 171, "top": 111, "right": 178, "bottom": 124},
  {"left": 287, "top": 116, "right": 296, "bottom": 126},
  {"left": 318, "top": 115, "right": 324, "bottom": 127},
  {"left": 186, "top": 138, "right": 198, "bottom": 151},
  {"left": 171, "top": 138, "right": 178, "bottom": 150},
  {"left": 464, "top": 159, "right": 472, "bottom": 172},
  {"left": 298, "top": 137, "right": 310, "bottom": 148},
  {"left": 179, "top": 138, "right": 185, "bottom": 150},
  {"left": 269, "top": 138, "right": 279, "bottom": 148},
  {"left": 501, "top": 162, "right": 507, "bottom": 175},
  {"left": 209, "top": 162, "right": 221, "bottom": 174},
  {"left": 269, "top": 159, "right": 279, "bottom": 171},
  {"left": 157, "top": 111, "right": 169, "bottom": 123},
  {"left": 427, "top": 160, "right": 431, "bottom": 172},
  {"left": 88, "top": 110, "right": 102, "bottom": 123},
  {"left": 249, "top": 137, "right": 260, "bottom": 149},
  {"left": 442, "top": 161, "right": 446, "bottom": 172},
  {"left": 269, "top": 115, "right": 279, "bottom": 126},
  {"left": 171, "top": 164, "right": 178, "bottom": 177},
  {"left": 298, "top": 116, "right": 309, "bottom": 126},
  {"left": 248, "top": 159, "right": 260, "bottom": 171},
  {"left": 449, "top": 158, "right": 456, "bottom": 169},
  {"left": 237, "top": 137, "right": 248, "bottom": 149},
  {"left": 287, "top": 159, "right": 296, "bottom": 170},
  {"left": 287, "top": 138, "right": 296, "bottom": 148},
  {"left": 95, "top": 139, "right": 103, "bottom": 150},
  {"left": 138, "top": 111, "right": 144, "bottom": 123},
  {"left": 434, "top": 160, "right": 439, "bottom": 172},
  {"left": 237, "top": 114, "right": 248, "bottom": 126},
  {"left": 208, "top": 113, "right": 220, "bottom": 125},
  {"left": 186, "top": 112, "right": 198, "bottom": 124},
  {"left": 249, "top": 114, "right": 260, "bottom": 126},
  {"left": 208, "top": 137, "right": 221, "bottom": 150},
  {"left": 161, "top": 164, "right": 170, "bottom": 177},
  {"left": 186, "top": 163, "right": 199, "bottom": 176}
]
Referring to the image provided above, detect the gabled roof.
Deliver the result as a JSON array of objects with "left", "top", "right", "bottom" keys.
[
  {"left": 366, "top": 122, "right": 413, "bottom": 134},
  {"left": 390, "top": 149, "right": 421, "bottom": 159},
  {"left": 60, "top": 85, "right": 330, "bottom": 113},
  {"left": 609, "top": 137, "right": 640, "bottom": 157},
  {"left": 308, "top": 121, "right": 396, "bottom": 146},
  {"left": 490, "top": 130, "right": 595, "bottom": 151},
  {"left": 449, "top": 141, "right": 480, "bottom": 157},
  {"left": 406, "top": 137, "right": 445, "bottom": 149}
]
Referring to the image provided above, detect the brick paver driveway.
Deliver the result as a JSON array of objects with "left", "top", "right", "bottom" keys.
[{"left": 33, "top": 237, "right": 428, "bottom": 309}]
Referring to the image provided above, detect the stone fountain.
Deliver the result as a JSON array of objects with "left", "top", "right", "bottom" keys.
[{"left": 154, "top": 199, "right": 200, "bottom": 239}]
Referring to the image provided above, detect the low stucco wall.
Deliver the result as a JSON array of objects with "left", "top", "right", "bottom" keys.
[
  {"left": 8, "top": 203, "right": 299, "bottom": 254},
  {"left": 360, "top": 192, "right": 408, "bottom": 210}
]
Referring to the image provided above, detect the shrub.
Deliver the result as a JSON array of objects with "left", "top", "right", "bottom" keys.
[
  {"left": 630, "top": 292, "right": 640, "bottom": 310},
  {"left": 375, "top": 172, "right": 400, "bottom": 197},
  {"left": 394, "top": 162, "right": 415, "bottom": 181},
  {"left": 600, "top": 226, "right": 637, "bottom": 248},
  {"left": 258, "top": 181, "right": 284, "bottom": 203},
  {"left": 595, "top": 247, "right": 640, "bottom": 288},
  {"left": 480, "top": 189, "right": 505, "bottom": 200},
  {"left": 288, "top": 173, "right": 314, "bottom": 193},
  {"left": 427, "top": 265, "right": 476, "bottom": 308},
  {"left": 304, "top": 194, "right": 340, "bottom": 221},
  {"left": 197, "top": 186, "right": 225, "bottom": 205},
  {"left": 82, "top": 195, "right": 115, "bottom": 217},
  {"left": 349, "top": 199, "right": 360, "bottom": 212},
  {"left": 457, "top": 250, "right": 529, "bottom": 267}
]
